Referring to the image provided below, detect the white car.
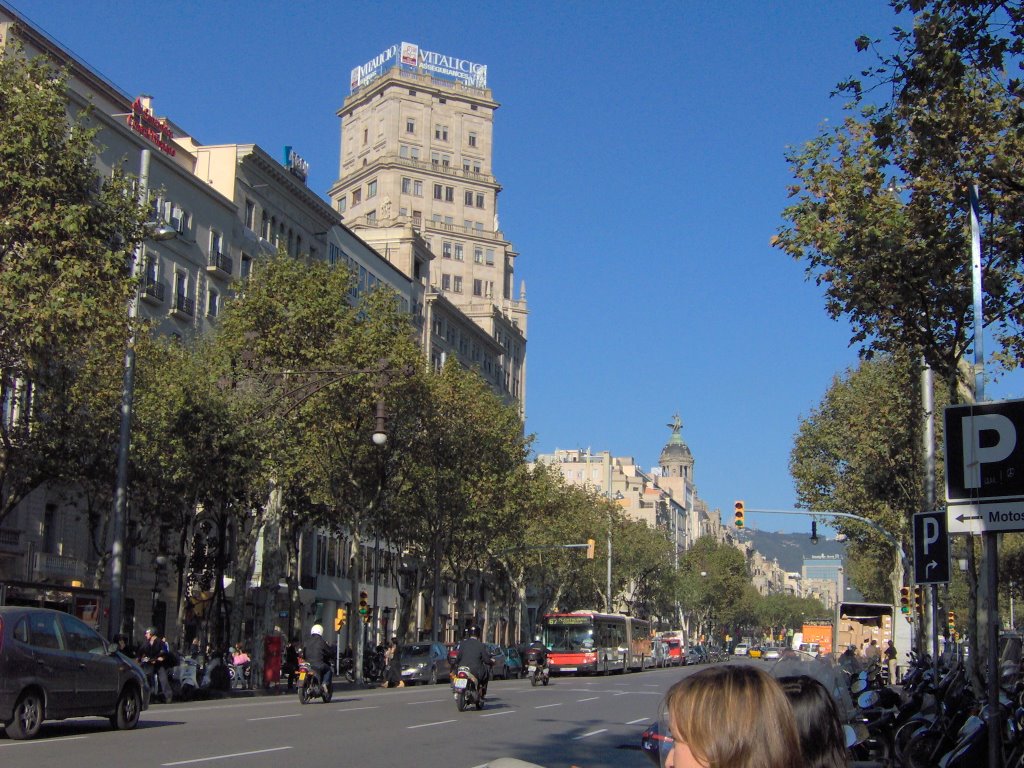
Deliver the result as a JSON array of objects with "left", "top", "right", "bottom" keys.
[
  {"left": 733, "top": 643, "right": 749, "bottom": 656},
  {"left": 762, "top": 646, "right": 782, "bottom": 660}
]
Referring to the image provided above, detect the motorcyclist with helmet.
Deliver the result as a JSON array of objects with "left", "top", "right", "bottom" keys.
[
  {"left": 524, "top": 638, "right": 548, "bottom": 669},
  {"left": 303, "top": 623, "right": 333, "bottom": 693},
  {"left": 455, "top": 625, "right": 491, "bottom": 699}
]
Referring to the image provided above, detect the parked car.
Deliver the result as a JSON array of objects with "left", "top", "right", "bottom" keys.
[
  {"left": 0, "top": 606, "right": 150, "bottom": 739},
  {"left": 487, "top": 644, "right": 523, "bottom": 679},
  {"left": 733, "top": 643, "right": 749, "bottom": 656},
  {"left": 399, "top": 641, "right": 448, "bottom": 685}
]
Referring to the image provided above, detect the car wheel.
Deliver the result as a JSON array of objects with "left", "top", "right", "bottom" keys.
[
  {"left": 7, "top": 690, "right": 44, "bottom": 739},
  {"left": 111, "top": 686, "right": 142, "bottom": 730}
]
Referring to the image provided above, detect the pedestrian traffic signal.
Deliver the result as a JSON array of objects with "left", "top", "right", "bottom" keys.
[
  {"left": 335, "top": 607, "right": 347, "bottom": 632},
  {"left": 733, "top": 501, "right": 745, "bottom": 529},
  {"left": 900, "top": 586, "right": 911, "bottom": 614},
  {"left": 586, "top": 538, "right": 595, "bottom": 559}
]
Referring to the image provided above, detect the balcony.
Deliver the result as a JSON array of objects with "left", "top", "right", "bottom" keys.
[
  {"left": 32, "top": 551, "right": 85, "bottom": 580},
  {"left": 0, "top": 527, "right": 21, "bottom": 553},
  {"left": 206, "top": 251, "right": 233, "bottom": 277},
  {"left": 141, "top": 279, "right": 165, "bottom": 304},
  {"left": 171, "top": 294, "right": 195, "bottom": 319}
]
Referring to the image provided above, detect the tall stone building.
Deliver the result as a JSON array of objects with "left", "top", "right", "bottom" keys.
[{"left": 328, "top": 43, "right": 527, "bottom": 412}]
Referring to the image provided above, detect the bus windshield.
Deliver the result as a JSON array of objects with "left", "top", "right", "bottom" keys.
[{"left": 543, "top": 623, "right": 595, "bottom": 651}]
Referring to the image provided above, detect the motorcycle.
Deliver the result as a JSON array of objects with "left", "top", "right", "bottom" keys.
[
  {"left": 452, "top": 665, "right": 484, "bottom": 711},
  {"left": 297, "top": 660, "right": 333, "bottom": 704},
  {"left": 524, "top": 650, "right": 549, "bottom": 687}
]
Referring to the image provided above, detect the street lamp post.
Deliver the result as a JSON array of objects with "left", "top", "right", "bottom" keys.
[{"left": 108, "top": 148, "right": 176, "bottom": 640}]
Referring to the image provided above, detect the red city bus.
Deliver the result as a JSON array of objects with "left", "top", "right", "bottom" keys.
[{"left": 542, "top": 611, "right": 652, "bottom": 675}]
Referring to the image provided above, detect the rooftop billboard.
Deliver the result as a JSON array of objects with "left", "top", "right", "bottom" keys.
[{"left": 350, "top": 42, "right": 487, "bottom": 91}]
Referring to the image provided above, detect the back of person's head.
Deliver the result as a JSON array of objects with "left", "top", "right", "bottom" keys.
[
  {"left": 310, "top": 624, "right": 323, "bottom": 637},
  {"left": 778, "top": 675, "right": 848, "bottom": 768},
  {"left": 464, "top": 625, "right": 480, "bottom": 639},
  {"left": 664, "top": 665, "right": 801, "bottom": 768}
]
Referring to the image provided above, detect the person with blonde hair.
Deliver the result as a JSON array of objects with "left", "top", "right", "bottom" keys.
[{"left": 662, "top": 665, "right": 802, "bottom": 768}]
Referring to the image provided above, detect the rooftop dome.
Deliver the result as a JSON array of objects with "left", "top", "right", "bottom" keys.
[{"left": 660, "top": 413, "right": 693, "bottom": 462}]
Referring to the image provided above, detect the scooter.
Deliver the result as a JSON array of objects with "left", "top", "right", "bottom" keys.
[
  {"left": 524, "top": 650, "right": 550, "bottom": 687},
  {"left": 452, "top": 665, "right": 484, "bottom": 711},
  {"left": 297, "top": 660, "right": 333, "bottom": 704}
]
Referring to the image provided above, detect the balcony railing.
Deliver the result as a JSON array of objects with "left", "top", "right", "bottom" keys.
[
  {"left": 141, "top": 279, "right": 165, "bottom": 303},
  {"left": 33, "top": 551, "right": 85, "bottom": 580},
  {"left": 0, "top": 527, "right": 20, "bottom": 552},
  {"left": 389, "top": 154, "right": 496, "bottom": 185},
  {"left": 207, "top": 251, "right": 233, "bottom": 276},
  {"left": 172, "top": 294, "right": 195, "bottom": 318}
]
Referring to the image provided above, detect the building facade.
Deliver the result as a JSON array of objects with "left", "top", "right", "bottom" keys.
[{"left": 329, "top": 43, "right": 527, "bottom": 414}]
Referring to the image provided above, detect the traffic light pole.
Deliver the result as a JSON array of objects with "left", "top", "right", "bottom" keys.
[{"left": 739, "top": 507, "right": 909, "bottom": 574}]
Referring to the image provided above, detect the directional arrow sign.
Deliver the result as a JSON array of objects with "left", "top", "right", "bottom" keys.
[{"left": 913, "top": 511, "right": 950, "bottom": 585}]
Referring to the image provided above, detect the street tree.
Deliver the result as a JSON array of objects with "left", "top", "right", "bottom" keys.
[
  {"left": 774, "top": 0, "right": 1024, "bottom": 691},
  {"left": 789, "top": 353, "right": 942, "bottom": 600},
  {"left": 677, "top": 536, "right": 750, "bottom": 644},
  {"left": 0, "top": 46, "right": 147, "bottom": 525}
]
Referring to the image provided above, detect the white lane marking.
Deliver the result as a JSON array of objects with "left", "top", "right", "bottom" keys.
[
  {"left": 335, "top": 705, "right": 379, "bottom": 712},
  {"left": 247, "top": 714, "right": 301, "bottom": 721},
  {"left": 626, "top": 717, "right": 650, "bottom": 725},
  {"left": 0, "top": 736, "right": 89, "bottom": 748},
  {"left": 161, "top": 746, "right": 293, "bottom": 766},
  {"left": 573, "top": 729, "right": 607, "bottom": 740},
  {"left": 173, "top": 700, "right": 300, "bottom": 713},
  {"left": 407, "top": 719, "right": 457, "bottom": 729},
  {"left": 407, "top": 699, "right": 445, "bottom": 705},
  {"left": 481, "top": 710, "right": 515, "bottom": 717},
  {"left": 534, "top": 703, "right": 562, "bottom": 709},
  {"left": 577, "top": 696, "right": 599, "bottom": 702}
]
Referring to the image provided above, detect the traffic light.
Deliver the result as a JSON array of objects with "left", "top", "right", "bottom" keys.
[
  {"left": 733, "top": 501, "right": 745, "bottom": 529},
  {"left": 586, "top": 538, "right": 595, "bottom": 559},
  {"left": 900, "top": 586, "right": 911, "bottom": 614},
  {"left": 358, "top": 591, "right": 369, "bottom": 623},
  {"left": 947, "top": 610, "right": 956, "bottom": 634},
  {"left": 335, "top": 607, "right": 347, "bottom": 632},
  {"left": 913, "top": 586, "right": 923, "bottom": 615}
]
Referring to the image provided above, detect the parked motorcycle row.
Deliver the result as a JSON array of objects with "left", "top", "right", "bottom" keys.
[{"left": 840, "top": 642, "right": 1024, "bottom": 768}]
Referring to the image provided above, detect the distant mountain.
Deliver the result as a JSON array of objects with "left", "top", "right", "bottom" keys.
[{"left": 737, "top": 528, "right": 847, "bottom": 573}]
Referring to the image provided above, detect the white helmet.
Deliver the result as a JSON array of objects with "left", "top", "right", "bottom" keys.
[{"left": 310, "top": 624, "right": 323, "bottom": 636}]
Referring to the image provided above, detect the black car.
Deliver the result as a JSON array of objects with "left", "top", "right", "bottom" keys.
[{"left": 0, "top": 607, "right": 149, "bottom": 739}]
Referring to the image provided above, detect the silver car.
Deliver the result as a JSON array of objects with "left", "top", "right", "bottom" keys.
[
  {"left": 399, "top": 641, "right": 448, "bottom": 685},
  {"left": 0, "top": 607, "right": 149, "bottom": 739}
]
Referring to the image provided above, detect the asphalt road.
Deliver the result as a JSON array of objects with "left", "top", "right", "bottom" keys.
[{"left": 0, "top": 663, "right": 720, "bottom": 768}]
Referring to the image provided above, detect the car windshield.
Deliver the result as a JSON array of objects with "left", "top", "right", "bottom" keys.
[{"left": 402, "top": 644, "right": 432, "bottom": 656}]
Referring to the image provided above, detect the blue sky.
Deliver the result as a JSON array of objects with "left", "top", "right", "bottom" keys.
[{"left": 12, "top": 1, "right": 1021, "bottom": 533}]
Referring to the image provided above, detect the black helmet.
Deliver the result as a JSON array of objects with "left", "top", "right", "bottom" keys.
[{"left": 464, "top": 625, "right": 480, "bottom": 639}]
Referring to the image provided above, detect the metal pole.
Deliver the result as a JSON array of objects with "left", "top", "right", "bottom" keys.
[
  {"left": 606, "top": 455, "right": 612, "bottom": 613},
  {"left": 922, "top": 361, "right": 940, "bottom": 680},
  {"left": 970, "top": 184, "right": 1001, "bottom": 768},
  {"left": 108, "top": 148, "right": 150, "bottom": 640}
]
